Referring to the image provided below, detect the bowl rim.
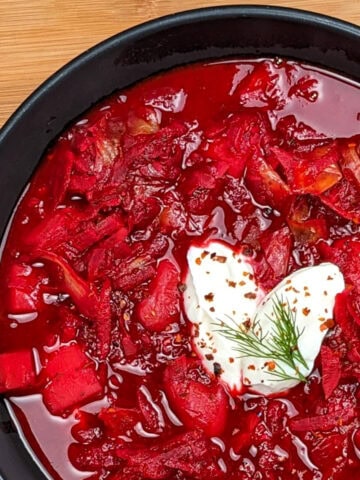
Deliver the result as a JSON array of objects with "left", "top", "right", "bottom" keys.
[{"left": 0, "top": 4, "right": 359, "bottom": 144}]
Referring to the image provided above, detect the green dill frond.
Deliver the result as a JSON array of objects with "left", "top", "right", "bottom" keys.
[{"left": 214, "top": 295, "right": 309, "bottom": 384}]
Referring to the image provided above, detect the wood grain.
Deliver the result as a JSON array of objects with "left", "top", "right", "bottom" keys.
[{"left": 0, "top": 0, "right": 359, "bottom": 128}]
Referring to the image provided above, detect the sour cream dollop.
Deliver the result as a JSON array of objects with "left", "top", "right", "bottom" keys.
[{"left": 184, "top": 241, "right": 345, "bottom": 395}]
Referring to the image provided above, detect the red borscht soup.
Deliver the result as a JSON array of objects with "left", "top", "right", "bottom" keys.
[{"left": 1, "top": 59, "right": 360, "bottom": 480}]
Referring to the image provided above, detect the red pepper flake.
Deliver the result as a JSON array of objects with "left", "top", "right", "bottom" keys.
[
  {"left": 302, "top": 307, "right": 311, "bottom": 316},
  {"left": 248, "top": 364, "right": 256, "bottom": 370},
  {"left": 265, "top": 361, "right": 276, "bottom": 371},
  {"left": 327, "top": 275, "right": 334, "bottom": 280},
  {"left": 243, "top": 377, "right": 251, "bottom": 385},
  {"left": 293, "top": 298, "right": 298, "bottom": 304},
  {"left": 243, "top": 271, "right": 249, "bottom": 277},
  {"left": 209, "top": 307, "right": 215, "bottom": 313},
  {"left": 320, "top": 319, "right": 335, "bottom": 331},
  {"left": 239, "top": 280, "right": 246, "bottom": 286},
  {"left": 195, "top": 257, "right": 202, "bottom": 265},
  {"left": 229, "top": 357, "right": 234, "bottom": 363},
  {"left": 305, "top": 292, "right": 311, "bottom": 297},
  {"left": 286, "top": 279, "right": 292, "bottom": 285},
  {"left": 204, "top": 292, "right": 214, "bottom": 302},
  {"left": 323, "top": 290, "right": 328, "bottom": 296},
  {"left": 244, "top": 292, "right": 257, "bottom": 299},
  {"left": 205, "top": 353, "right": 214, "bottom": 361},
  {"left": 201, "top": 250, "right": 209, "bottom": 259},
  {"left": 226, "top": 279, "right": 236, "bottom": 288}
]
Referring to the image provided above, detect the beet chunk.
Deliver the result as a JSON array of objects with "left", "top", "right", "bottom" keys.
[
  {"left": 43, "top": 365, "right": 102, "bottom": 416},
  {"left": 321, "top": 176, "right": 360, "bottom": 223},
  {"left": 43, "top": 344, "right": 90, "bottom": 380},
  {"left": 137, "top": 259, "right": 180, "bottom": 332},
  {"left": 163, "top": 355, "right": 228, "bottom": 437},
  {"left": 99, "top": 407, "right": 140, "bottom": 436},
  {"left": 137, "top": 386, "right": 165, "bottom": 433},
  {"left": 0, "top": 350, "right": 36, "bottom": 393},
  {"left": 234, "top": 61, "right": 287, "bottom": 110},
  {"left": 311, "top": 433, "right": 349, "bottom": 474},
  {"left": 116, "top": 430, "right": 224, "bottom": 479},
  {"left": 245, "top": 154, "right": 291, "bottom": 212},
  {"left": 71, "top": 410, "right": 103, "bottom": 443},
  {"left": 289, "top": 408, "right": 356, "bottom": 432},
  {"left": 42, "top": 142, "right": 75, "bottom": 212},
  {"left": 6, "top": 262, "right": 43, "bottom": 314},
  {"left": 231, "top": 411, "right": 260, "bottom": 453},
  {"left": 69, "top": 442, "right": 121, "bottom": 471},
  {"left": 260, "top": 226, "right": 292, "bottom": 279},
  {"left": 42, "top": 344, "right": 103, "bottom": 416},
  {"left": 38, "top": 251, "right": 112, "bottom": 358},
  {"left": 116, "top": 447, "right": 172, "bottom": 479},
  {"left": 320, "top": 345, "right": 341, "bottom": 399},
  {"left": 24, "top": 206, "right": 96, "bottom": 250},
  {"left": 206, "top": 111, "right": 273, "bottom": 179}
]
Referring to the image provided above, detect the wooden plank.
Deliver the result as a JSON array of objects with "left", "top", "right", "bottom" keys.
[{"left": 0, "top": 0, "right": 359, "bottom": 127}]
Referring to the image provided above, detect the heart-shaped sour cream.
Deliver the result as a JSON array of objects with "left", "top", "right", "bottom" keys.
[{"left": 184, "top": 241, "right": 345, "bottom": 395}]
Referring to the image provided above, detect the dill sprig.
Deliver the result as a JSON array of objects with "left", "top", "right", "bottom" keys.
[{"left": 215, "top": 295, "right": 309, "bottom": 383}]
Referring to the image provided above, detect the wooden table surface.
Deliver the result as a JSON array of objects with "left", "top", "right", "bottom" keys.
[{"left": 0, "top": 0, "right": 359, "bottom": 128}]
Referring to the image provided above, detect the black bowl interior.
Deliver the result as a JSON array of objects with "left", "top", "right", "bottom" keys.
[{"left": 0, "top": 5, "right": 359, "bottom": 479}]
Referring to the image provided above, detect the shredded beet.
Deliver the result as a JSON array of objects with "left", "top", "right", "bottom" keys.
[
  {"left": 290, "top": 408, "right": 356, "bottom": 432},
  {"left": 163, "top": 356, "right": 228, "bottom": 437},
  {"left": 0, "top": 350, "right": 36, "bottom": 393},
  {"left": 320, "top": 345, "right": 341, "bottom": 399}
]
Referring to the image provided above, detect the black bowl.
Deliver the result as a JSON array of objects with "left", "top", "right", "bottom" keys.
[{"left": 0, "top": 6, "right": 359, "bottom": 480}]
